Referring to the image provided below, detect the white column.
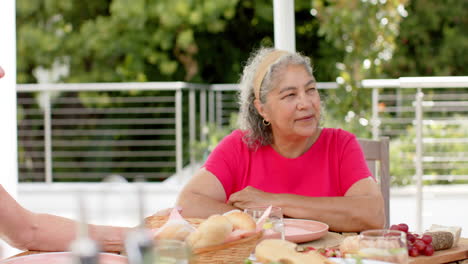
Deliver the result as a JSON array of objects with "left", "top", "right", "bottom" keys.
[
  {"left": 0, "top": 0, "right": 19, "bottom": 258},
  {"left": 415, "top": 88, "right": 424, "bottom": 233},
  {"left": 273, "top": 0, "right": 296, "bottom": 52}
]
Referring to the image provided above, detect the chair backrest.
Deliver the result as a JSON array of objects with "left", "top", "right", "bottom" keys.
[{"left": 357, "top": 137, "right": 390, "bottom": 228}]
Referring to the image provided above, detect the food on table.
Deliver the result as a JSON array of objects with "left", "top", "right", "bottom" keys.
[
  {"left": 428, "top": 224, "right": 462, "bottom": 246},
  {"left": 255, "top": 239, "right": 297, "bottom": 263},
  {"left": 255, "top": 239, "right": 334, "bottom": 264},
  {"left": 390, "top": 222, "right": 464, "bottom": 257},
  {"left": 339, "top": 235, "right": 360, "bottom": 255},
  {"left": 156, "top": 222, "right": 195, "bottom": 241},
  {"left": 154, "top": 208, "right": 196, "bottom": 241},
  {"left": 223, "top": 210, "right": 257, "bottom": 232},
  {"left": 391, "top": 222, "right": 435, "bottom": 257},
  {"left": 423, "top": 231, "right": 454, "bottom": 251},
  {"left": 296, "top": 245, "right": 341, "bottom": 258},
  {"left": 338, "top": 223, "right": 463, "bottom": 260},
  {"left": 151, "top": 207, "right": 261, "bottom": 250},
  {"left": 186, "top": 214, "right": 234, "bottom": 249},
  {"left": 186, "top": 210, "right": 261, "bottom": 248}
]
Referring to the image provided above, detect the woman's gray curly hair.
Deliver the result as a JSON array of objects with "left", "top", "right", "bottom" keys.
[{"left": 238, "top": 47, "right": 314, "bottom": 148}]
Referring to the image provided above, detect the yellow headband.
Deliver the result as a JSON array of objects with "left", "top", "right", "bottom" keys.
[{"left": 253, "top": 50, "right": 289, "bottom": 100}]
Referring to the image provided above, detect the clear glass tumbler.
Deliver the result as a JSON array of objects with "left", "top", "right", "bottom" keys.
[
  {"left": 153, "top": 239, "right": 192, "bottom": 264},
  {"left": 244, "top": 206, "right": 285, "bottom": 240},
  {"left": 358, "top": 229, "right": 408, "bottom": 264}
]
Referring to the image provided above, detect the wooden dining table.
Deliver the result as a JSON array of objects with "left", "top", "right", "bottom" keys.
[{"left": 6, "top": 233, "right": 468, "bottom": 264}]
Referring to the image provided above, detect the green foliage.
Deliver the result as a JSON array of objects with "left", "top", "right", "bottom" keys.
[
  {"left": 15, "top": 0, "right": 346, "bottom": 84},
  {"left": 17, "top": 0, "right": 242, "bottom": 83},
  {"left": 313, "top": 0, "right": 408, "bottom": 84},
  {"left": 312, "top": 0, "right": 408, "bottom": 135},
  {"left": 383, "top": 0, "right": 468, "bottom": 76}
]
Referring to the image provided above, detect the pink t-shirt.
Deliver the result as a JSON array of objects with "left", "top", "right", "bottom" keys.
[{"left": 204, "top": 128, "right": 372, "bottom": 199}]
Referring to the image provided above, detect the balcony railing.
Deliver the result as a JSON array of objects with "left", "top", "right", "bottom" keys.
[
  {"left": 17, "top": 77, "right": 468, "bottom": 185},
  {"left": 17, "top": 82, "right": 210, "bottom": 183}
]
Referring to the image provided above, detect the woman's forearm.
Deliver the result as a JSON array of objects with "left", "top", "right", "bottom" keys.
[
  {"left": 1, "top": 185, "right": 129, "bottom": 252},
  {"left": 23, "top": 213, "right": 77, "bottom": 251},
  {"left": 25, "top": 213, "right": 130, "bottom": 252},
  {"left": 274, "top": 193, "right": 385, "bottom": 232},
  {"left": 176, "top": 191, "right": 237, "bottom": 218},
  {"left": 0, "top": 185, "right": 36, "bottom": 249}
]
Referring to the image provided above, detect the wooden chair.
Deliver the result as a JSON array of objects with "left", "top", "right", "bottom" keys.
[{"left": 358, "top": 137, "right": 390, "bottom": 228}]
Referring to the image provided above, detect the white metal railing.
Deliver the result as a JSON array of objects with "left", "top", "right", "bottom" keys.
[
  {"left": 363, "top": 76, "right": 468, "bottom": 232},
  {"left": 17, "top": 82, "right": 210, "bottom": 184},
  {"left": 16, "top": 81, "right": 338, "bottom": 184},
  {"left": 17, "top": 78, "right": 468, "bottom": 187}
]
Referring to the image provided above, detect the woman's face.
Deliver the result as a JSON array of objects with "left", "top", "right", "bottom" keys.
[{"left": 256, "top": 64, "right": 321, "bottom": 140}]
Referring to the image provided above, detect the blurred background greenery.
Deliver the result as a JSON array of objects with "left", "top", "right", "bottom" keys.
[{"left": 16, "top": 0, "right": 468, "bottom": 184}]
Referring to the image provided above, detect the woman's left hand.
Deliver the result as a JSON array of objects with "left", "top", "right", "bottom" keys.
[{"left": 228, "top": 186, "right": 278, "bottom": 209}]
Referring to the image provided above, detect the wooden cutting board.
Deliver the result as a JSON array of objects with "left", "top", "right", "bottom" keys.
[{"left": 410, "top": 237, "right": 468, "bottom": 264}]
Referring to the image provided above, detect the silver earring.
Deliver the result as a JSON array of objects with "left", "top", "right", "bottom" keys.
[{"left": 263, "top": 119, "right": 270, "bottom": 126}]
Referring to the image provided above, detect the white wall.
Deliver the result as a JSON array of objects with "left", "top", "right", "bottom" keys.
[{"left": 0, "top": 0, "right": 18, "bottom": 258}]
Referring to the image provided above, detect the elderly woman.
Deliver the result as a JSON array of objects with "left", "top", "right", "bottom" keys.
[{"left": 176, "top": 48, "right": 384, "bottom": 232}]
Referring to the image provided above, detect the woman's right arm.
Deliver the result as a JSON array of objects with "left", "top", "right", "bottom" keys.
[
  {"left": 0, "top": 185, "right": 36, "bottom": 249},
  {"left": 0, "top": 184, "right": 129, "bottom": 252},
  {"left": 176, "top": 168, "right": 237, "bottom": 218}
]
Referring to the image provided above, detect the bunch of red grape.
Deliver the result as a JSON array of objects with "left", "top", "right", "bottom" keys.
[{"left": 390, "top": 223, "right": 434, "bottom": 257}]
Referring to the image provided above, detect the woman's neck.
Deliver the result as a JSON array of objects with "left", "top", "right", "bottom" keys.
[{"left": 270, "top": 128, "right": 322, "bottom": 159}]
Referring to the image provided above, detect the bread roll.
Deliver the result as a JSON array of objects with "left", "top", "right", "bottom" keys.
[
  {"left": 255, "top": 239, "right": 297, "bottom": 263},
  {"left": 186, "top": 215, "right": 233, "bottom": 249},
  {"left": 224, "top": 211, "right": 256, "bottom": 231},
  {"left": 156, "top": 222, "right": 193, "bottom": 241},
  {"left": 278, "top": 251, "right": 333, "bottom": 264},
  {"left": 255, "top": 239, "right": 333, "bottom": 264}
]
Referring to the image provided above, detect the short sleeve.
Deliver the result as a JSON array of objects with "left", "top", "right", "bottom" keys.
[
  {"left": 338, "top": 132, "right": 373, "bottom": 195},
  {"left": 203, "top": 130, "right": 242, "bottom": 197}
]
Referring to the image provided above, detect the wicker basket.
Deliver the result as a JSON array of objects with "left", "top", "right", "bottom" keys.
[{"left": 145, "top": 215, "right": 262, "bottom": 264}]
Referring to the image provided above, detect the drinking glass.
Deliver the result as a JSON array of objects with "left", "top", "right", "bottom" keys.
[
  {"left": 153, "top": 239, "right": 192, "bottom": 264},
  {"left": 357, "top": 229, "right": 408, "bottom": 264},
  {"left": 244, "top": 206, "right": 285, "bottom": 240}
]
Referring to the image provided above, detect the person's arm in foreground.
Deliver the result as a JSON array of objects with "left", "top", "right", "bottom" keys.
[
  {"left": 228, "top": 178, "right": 385, "bottom": 232},
  {"left": 176, "top": 168, "right": 238, "bottom": 218},
  {"left": 0, "top": 185, "right": 129, "bottom": 252}
]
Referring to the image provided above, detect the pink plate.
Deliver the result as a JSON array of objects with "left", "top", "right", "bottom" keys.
[
  {"left": 0, "top": 252, "right": 127, "bottom": 264},
  {"left": 284, "top": 219, "right": 329, "bottom": 243}
]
